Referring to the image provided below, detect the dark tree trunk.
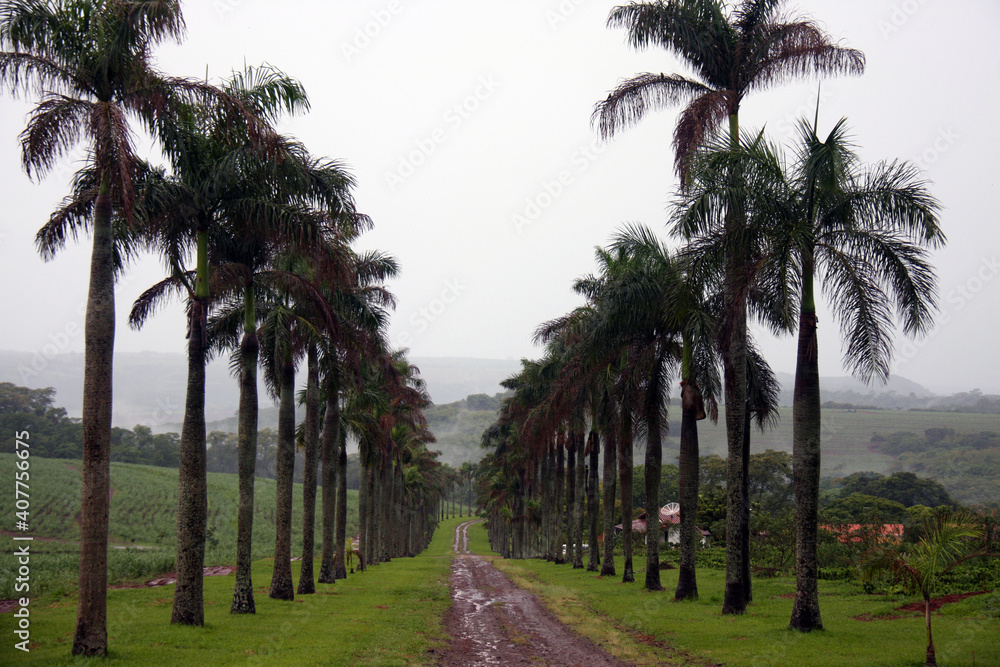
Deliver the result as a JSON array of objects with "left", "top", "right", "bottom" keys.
[
  {"left": 513, "top": 469, "right": 524, "bottom": 559},
  {"left": 644, "top": 395, "right": 663, "bottom": 592},
  {"left": 722, "top": 291, "right": 748, "bottom": 614},
  {"left": 565, "top": 433, "right": 577, "bottom": 565},
  {"left": 742, "top": 404, "right": 753, "bottom": 604},
  {"left": 378, "top": 463, "right": 391, "bottom": 562},
  {"left": 73, "top": 191, "right": 114, "bottom": 656},
  {"left": 676, "top": 381, "right": 702, "bottom": 601},
  {"left": 317, "top": 370, "right": 339, "bottom": 583},
  {"left": 554, "top": 434, "right": 565, "bottom": 564},
  {"left": 231, "top": 314, "right": 258, "bottom": 614},
  {"left": 333, "top": 438, "right": 348, "bottom": 579},
  {"left": 722, "top": 112, "right": 749, "bottom": 616},
  {"left": 789, "top": 261, "right": 822, "bottom": 631},
  {"left": 358, "top": 464, "right": 370, "bottom": 571},
  {"left": 541, "top": 440, "right": 552, "bottom": 561},
  {"left": 601, "top": 426, "right": 617, "bottom": 577},
  {"left": 573, "top": 432, "right": 586, "bottom": 569},
  {"left": 393, "top": 461, "right": 404, "bottom": 557},
  {"left": 924, "top": 597, "right": 936, "bottom": 666},
  {"left": 587, "top": 431, "right": 600, "bottom": 572},
  {"left": 269, "top": 352, "right": 296, "bottom": 601},
  {"left": 297, "top": 346, "right": 320, "bottom": 595},
  {"left": 172, "top": 298, "right": 208, "bottom": 625},
  {"left": 619, "top": 421, "right": 635, "bottom": 583}
]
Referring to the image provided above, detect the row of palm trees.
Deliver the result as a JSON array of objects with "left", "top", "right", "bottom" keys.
[
  {"left": 1, "top": 0, "right": 450, "bottom": 657},
  {"left": 480, "top": 0, "right": 943, "bottom": 633}
]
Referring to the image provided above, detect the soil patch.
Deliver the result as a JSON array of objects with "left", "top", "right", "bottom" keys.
[
  {"left": 896, "top": 591, "right": 989, "bottom": 613},
  {"left": 852, "top": 591, "right": 990, "bottom": 621},
  {"left": 107, "top": 565, "right": 237, "bottom": 589}
]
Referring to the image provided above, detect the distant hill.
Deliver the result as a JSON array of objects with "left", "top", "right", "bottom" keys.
[
  {"left": 410, "top": 357, "right": 521, "bottom": 404},
  {"left": 4, "top": 349, "right": 997, "bottom": 431},
  {"left": 0, "top": 351, "right": 521, "bottom": 428}
]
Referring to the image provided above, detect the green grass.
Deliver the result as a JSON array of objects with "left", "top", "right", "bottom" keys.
[
  {"left": 0, "top": 454, "right": 358, "bottom": 598},
  {"left": 0, "top": 517, "right": 465, "bottom": 666},
  {"left": 469, "top": 524, "right": 1000, "bottom": 667}
]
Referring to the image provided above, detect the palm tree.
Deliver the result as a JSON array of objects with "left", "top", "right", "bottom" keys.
[
  {"left": 861, "top": 513, "right": 994, "bottom": 666},
  {"left": 595, "top": 0, "right": 864, "bottom": 614},
  {"left": 608, "top": 224, "right": 721, "bottom": 600},
  {"left": 129, "top": 68, "right": 312, "bottom": 622},
  {"left": 753, "top": 118, "right": 943, "bottom": 631},
  {"left": 206, "top": 151, "right": 363, "bottom": 608},
  {"left": 0, "top": 0, "right": 238, "bottom": 652},
  {"left": 320, "top": 248, "right": 398, "bottom": 581}
]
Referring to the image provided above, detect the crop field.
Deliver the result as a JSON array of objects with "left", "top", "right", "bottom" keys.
[
  {"left": 663, "top": 407, "right": 1000, "bottom": 477},
  {"left": 0, "top": 454, "right": 358, "bottom": 598}
]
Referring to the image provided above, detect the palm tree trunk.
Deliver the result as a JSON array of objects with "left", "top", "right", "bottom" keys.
[
  {"left": 554, "top": 435, "right": 565, "bottom": 564},
  {"left": 587, "top": 431, "right": 600, "bottom": 572},
  {"left": 318, "top": 369, "right": 340, "bottom": 583},
  {"left": 358, "top": 463, "right": 370, "bottom": 571},
  {"left": 601, "top": 426, "right": 617, "bottom": 577},
  {"left": 333, "top": 437, "right": 348, "bottom": 579},
  {"left": 742, "top": 404, "right": 753, "bottom": 604},
  {"left": 565, "top": 433, "right": 577, "bottom": 565},
  {"left": 573, "top": 432, "right": 586, "bottom": 569},
  {"left": 676, "top": 379, "right": 701, "bottom": 601},
  {"left": 541, "top": 440, "right": 552, "bottom": 561},
  {"left": 297, "top": 346, "right": 320, "bottom": 595},
  {"left": 231, "top": 287, "right": 258, "bottom": 614},
  {"left": 619, "top": 419, "right": 635, "bottom": 583},
  {"left": 172, "top": 297, "right": 208, "bottom": 625},
  {"left": 644, "top": 395, "right": 663, "bottom": 592},
  {"left": 790, "top": 258, "right": 822, "bottom": 631},
  {"left": 393, "top": 461, "right": 404, "bottom": 557},
  {"left": 269, "top": 350, "right": 296, "bottom": 600},
  {"left": 379, "top": 463, "right": 391, "bottom": 562},
  {"left": 925, "top": 596, "right": 936, "bottom": 666},
  {"left": 722, "top": 111, "right": 749, "bottom": 615},
  {"left": 73, "top": 187, "right": 114, "bottom": 656}
]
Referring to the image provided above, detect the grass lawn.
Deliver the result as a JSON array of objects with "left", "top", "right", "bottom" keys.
[
  {"left": 0, "top": 517, "right": 467, "bottom": 666},
  {"left": 470, "top": 523, "right": 1000, "bottom": 667}
]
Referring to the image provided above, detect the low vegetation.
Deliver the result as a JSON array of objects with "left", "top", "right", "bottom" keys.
[
  {"left": 0, "top": 518, "right": 464, "bottom": 666},
  {"left": 0, "top": 455, "right": 358, "bottom": 599},
  {"left": 472, "top": 523, "right": 999, "bottom": 667}
]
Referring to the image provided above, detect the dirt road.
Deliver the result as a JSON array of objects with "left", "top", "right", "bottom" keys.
[{"left": 439, "top": 519, "right": 631, "bottom": 667}]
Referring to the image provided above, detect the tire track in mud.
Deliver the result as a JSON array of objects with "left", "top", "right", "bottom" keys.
[{"left": 439, "top": 519, "right": 630, "bottom": 667}]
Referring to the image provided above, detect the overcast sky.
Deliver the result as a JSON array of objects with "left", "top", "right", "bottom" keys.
[{"left": 2, "top": 0, "right": 998, "bottom": 396}]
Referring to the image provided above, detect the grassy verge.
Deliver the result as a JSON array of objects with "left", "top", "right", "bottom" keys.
[
  {"left": 0, "top": 516, "right": 465, "bottom": 666},
  {"left": 468, "top": 523, "right": 999, "bottom": 667}
]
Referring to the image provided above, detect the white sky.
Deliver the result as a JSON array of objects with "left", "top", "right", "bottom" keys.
[{"left": 1, "top": 0, "right": 998, "bottom": 396}]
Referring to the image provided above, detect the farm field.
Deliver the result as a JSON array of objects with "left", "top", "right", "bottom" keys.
[
  {"left": 667, "top": 407, "right": 1000, "bottom": 477},
  {"left": 0, "top": 454, "right": 359, "bottom": 599}
]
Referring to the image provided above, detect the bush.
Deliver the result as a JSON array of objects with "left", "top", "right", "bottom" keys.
[{"left": 982, "top": 592, "right": 1000, "bottom": 618}]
